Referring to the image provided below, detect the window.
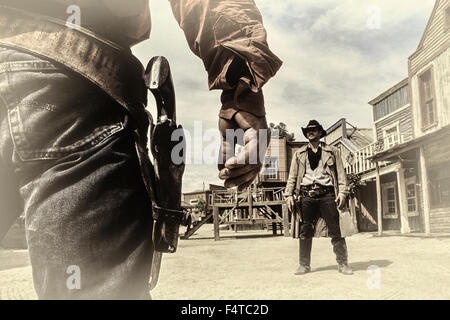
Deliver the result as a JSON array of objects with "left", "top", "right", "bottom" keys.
[
  {"left": 382, "top": 122, "right": 400, "bottom": 149},
  {"left": 382, "top": 182, "right": 398, "bottom": 219},
  {"left": 373, "top": 85, "right": 410, "bottom": 121},
  {"left": 429, "top": 163, "right": 450, "bottom": 208},
  {"left": 263, "top": 156, "right": 278, "bottom": 179},
  {"left": 419, "top": 69, "right": 437, "bottom": 130},
  {"left": 405, "top": 177, "right": 418, "bottom": 216}
]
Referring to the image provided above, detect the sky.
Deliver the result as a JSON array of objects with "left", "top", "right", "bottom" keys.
[{"left": 132, "top": 0, "right": 436, "bottom": 193}]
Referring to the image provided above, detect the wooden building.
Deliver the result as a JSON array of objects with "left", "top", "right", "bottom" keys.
[
  {"left": 182, "top": 183, "right": 227, "bottom": 214},
  {"left": 182, "top": 137, "right": 307, "bottom": 240},
  {"left": 347, "top": 0, "right": 450, "bottom": 235},
  {"left": 324, "top": 118, "right": 373, "bottom": 168},
  {"left": 324, "top": 119, "right": 377, "bottom": 232}
]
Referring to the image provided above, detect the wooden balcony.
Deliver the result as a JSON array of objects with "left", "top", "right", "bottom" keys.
[
  {"left": 345, "top": 133, "right": 413, "bottom": 175},
  {"left": 210, "top": 187, "right": 285, "bottom": 207},
  {"left": 258, "top": 171, "right": 289, "bottom": 183}
]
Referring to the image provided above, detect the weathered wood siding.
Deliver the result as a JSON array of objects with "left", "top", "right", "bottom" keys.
[
  {"left": 326, "top": 125, "right": 344, "bottom": 145},
  {"left": 375, "top": 105, "right": 414, "bottom": 141},
  {"left": 356, "top": 181, "right": 378, "bottom": 232},
  {"left": 183, "top": 192, "right": 207, "bottom": 204},
  {"left": 373, "top": 85, "right": 410, "bottom": 121},
  {"left": 411, "top": 47, "right": 450, "bottom": 137},
  {"left": 430, "top": 208, "right": 450, "bottom": 233},
  {"left": 424, "top": 134, "right": 450, "bottom": 166},
  {"left": 409, "top": 0, "right": 450, "bottom": 75},
  {"left": 266, "top": 137, "right": 287, "bottom": 173},
  {"left": 423, "top": 136, "right": 450, "bottom": 233},
  {"left": 409, "top": 0, "right": 450, "bottom": 138}
]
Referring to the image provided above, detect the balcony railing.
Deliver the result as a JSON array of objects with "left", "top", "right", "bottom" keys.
[
  {"left": 345, "top": 133, "right": 413, "bottom": 175},
  {"left": 211, "top": 187, "right": 285, "bottom": 205},
  {"left": 258, "top": 171, "right": 289, "bottom": 183}
]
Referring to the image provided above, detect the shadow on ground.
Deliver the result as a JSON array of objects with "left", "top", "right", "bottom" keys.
[
  {"left": 369, "top": 232, "right": 450, "bottom": 240},
  {"left": 313, "top": 259, "right": 393, "bottom": 273},
  {"left": 182, "top": 233, "right": 284, "bottom": 241}
]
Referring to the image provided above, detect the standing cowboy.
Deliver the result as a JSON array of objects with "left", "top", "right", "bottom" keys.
[{"left": 285, "top": 120, "right": 353, "bottom": 275}]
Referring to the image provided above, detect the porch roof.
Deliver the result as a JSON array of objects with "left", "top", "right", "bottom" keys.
[{"left": 370, "top": 125, "right": 450, "bottom": 162}]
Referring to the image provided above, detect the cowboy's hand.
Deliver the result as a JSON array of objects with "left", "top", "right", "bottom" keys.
[
  {"left": 286, "top": 196, "right": 295, "bottom": 213},
  {"left": 335, "top": 194, "right": 346, "bottom": 210},
  {"left": 218, "top": 111, "right": 269, "bottom": 191}
]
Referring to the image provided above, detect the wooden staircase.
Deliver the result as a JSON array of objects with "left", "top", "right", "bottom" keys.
[{"left": 180, "top": 212, "right": 213, "bottom": 240}]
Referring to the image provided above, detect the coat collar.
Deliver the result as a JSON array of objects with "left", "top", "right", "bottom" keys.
[
  {"left": 298, "top": 142, "right": 333, "bottom": 154},
  {"left": 297, "top": 142, "right": 334, "bottom": 166}
]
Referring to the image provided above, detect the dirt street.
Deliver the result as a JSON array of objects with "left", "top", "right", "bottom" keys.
[{"left": 1, "top": 225, "right": 450, "bottom": 300}]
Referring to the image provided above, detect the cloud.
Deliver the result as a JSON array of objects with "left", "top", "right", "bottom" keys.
[{"left": 132, "top": 0, "right": 436, "bottom": 192}]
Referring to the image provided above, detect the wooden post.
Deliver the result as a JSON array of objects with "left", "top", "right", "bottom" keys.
[
  {"left": 396, "top": 167, "right": 411, "bottom": 234},
  {"left": 248, "top": 185, "right": 253, "bottom": 220},
  {"left": 282, "top": 203, "right": 290, "bottom": 237},
  {"left": 375, "top": 162, "right": 383, "bottom": 236},
  {"left": 349, "top": 197, "right": 358, "bottom": 232},
  {"left": 419, "top": 146, "right": 431, "bottom": 236},
  {"left": 213, "top": 206, "right": 220, "bottom": 241}
]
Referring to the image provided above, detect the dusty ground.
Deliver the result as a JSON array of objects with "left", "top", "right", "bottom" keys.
[{"left": 1, "top": 224, "right": 450, "bottom": 300}]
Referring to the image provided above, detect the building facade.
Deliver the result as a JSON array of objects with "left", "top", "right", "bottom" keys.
[{"left": 347, "top": 0, "right": 450, "bottom": 235}]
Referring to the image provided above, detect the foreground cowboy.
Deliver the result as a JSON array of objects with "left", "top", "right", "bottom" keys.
[
  {"left": 285, "top": 120, "right": 353, "bottom": 276},
  {"left": 0, "top": 0, "right": 281, "bottom": 299}
]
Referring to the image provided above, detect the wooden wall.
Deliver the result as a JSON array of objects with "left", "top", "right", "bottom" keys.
[
  {"left": 424, "top": 136, "right": 450, "bottom": 233},
  {"left": 373, "top": 85, "right": 410, "bottom": 121},
  {"left": 355, "top": 181, "right": 378, "bottom": 232},
  {"left": 430, "top": 207, "right": 450, "bottom": 233},
  {"left": 266, "top": 137, "right": 288, "bottom": 174},
  {"left": 183, "top": 192, "right": 208, "bottom": 205},
  {"left": 326, "top": 124, "right": 345, "bottom": 145},
  {"left": 409, "top": 0, "right": 450, "bottom": 75},
  {"left": 411, "top": 47, "right": 450, "bottom": 137},
  {"left": 409, "top": 0, "right": 450, "bottom": 138},
  {"left": 375, "top": 105, "right": 414, "bottom": 141}
]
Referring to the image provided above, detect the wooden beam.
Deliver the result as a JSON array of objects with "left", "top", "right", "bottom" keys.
[
  {"left": 264, "top": 205, "right": 283, "bottom": 222},
  {"left": 248, "top": 185, "right": 253, "bottom": 220},
  {"left": 213, "top": 201, "right": 285, "bottom": 208},
  {"left": 419, "top": 146, "right": 431, "bottom": 236},
  {"left": 375, "top": 162, "right": 383, "bottom": 236},
  {"left": 361, "top": 161, "right": 402, "bottom": 181},
  {"left": 213, "top": 206, "right": 220, "bottom": 241},
  {"left": 396, "top": 167, "right": 411, "bottom": 234},
  {"left": 282, "top": 203, "right": 290, "bottom": 237},
  {"left": 219, "top": 205, "right": 237, "bottom": 224},
  {"left": 180, "top": 212, "right": 213, "bottom": 240},
  {"left": 349, "top": 197, "right": 358, "bottom": 232}
]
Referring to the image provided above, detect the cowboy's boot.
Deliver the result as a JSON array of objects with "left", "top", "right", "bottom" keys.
[
  {"left": 332, "top": 237, "right": 353, "bottom": 275},
  {"left": 295, "top": 237, "right": 312, "bottom": 275}
]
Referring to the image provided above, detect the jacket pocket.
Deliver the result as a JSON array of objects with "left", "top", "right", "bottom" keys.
[{"left": 0, "top": 50, "right": 125, "bottom": 162}]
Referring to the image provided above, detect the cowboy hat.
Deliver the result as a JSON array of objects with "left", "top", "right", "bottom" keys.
[{"left": 301, "top": 120, "right": 327, "bottom": 139}]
